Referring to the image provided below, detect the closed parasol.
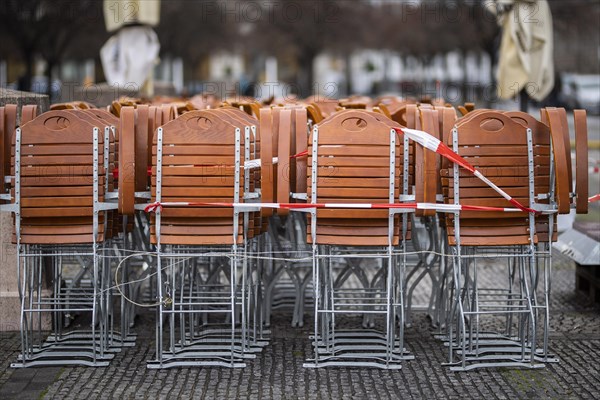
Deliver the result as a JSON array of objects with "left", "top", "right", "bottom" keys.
[
  {"left": 489, "top": 0, "right": 554, "bottom": 102},
  {"left": 100, "top": 0, "right": 161, "bottom": 94}
]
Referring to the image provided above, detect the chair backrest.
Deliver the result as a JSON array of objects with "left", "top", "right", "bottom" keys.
[
  {"left": 307, "top": 110, "right": 407, "bottom": 246},
  {"left": 15, "top": 111, "right": 108, "bottom": 244},
  {"left": 267, "top": 106, "right": 309, "bottom": 217},
  {"left": 259, "top": 108, "right": 276, "bottom": 227},
  {"left": 306, "top": 104, "right": 324, "bottom": 124},
  {"left": 541, "top": 107, "right": 589, "bottom": 215},
  {"left": 222, "top": 108, "right": 262, "bottom": 233},
  {"left": 150, "top": 110, "right": 248, "bottom": 245},
  {"left": 50, "top": 102, "right": 78, "bottom": 111},
  {"left": 573, "top": 110, "right": 589, "bottom": 214},
  {"left": 203, "top": 108, "right": 260, "bottom": 237},
  {"left": 414, "top": 106, "right": 439, "bottom": 217},
  {"left": 310, "top": 99, "right": 337, "bottom": 119},
  {"left": 442, "top": 111, "right": 538, "bottom": 246},
  {"left": 72, "top": 109, "right": 120, "bottom": 237},
  {"left": 21, "top": 105, "right": 39, "bottom": 125},
  {"left": 133, "top": 105, "right": 150, "bottom": 193},
  {"left": 504, "top": 111, "right": 555, "bottom": 242},
  {"left": 438, "top": 106, "right": 457, "bottom": 170},
  {"left": 542, "top": 107, "right": 575, "bottom": 214},
  {"left": 225, "top": 99, "right": 261, "bottom": 120},
  {"left": 276, "top": 108, "right": 293, "bottom": 215}
]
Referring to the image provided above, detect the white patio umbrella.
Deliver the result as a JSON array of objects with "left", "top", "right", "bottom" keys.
[
  {"left": 100, "top": 0, "right": 161, "bottom": 94},
  {"left": 489, "top": 0, "right": 554, "bottom": 102},
  {"left": 100, "top": 26, "right": 160, "bottom": 90}
]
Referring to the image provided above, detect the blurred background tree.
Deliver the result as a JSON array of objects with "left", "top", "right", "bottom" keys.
[
  {"left": 0, "top": 0, "right": 598, "bottom": 100},
  {"left": 0, "top": 0, "right": 106, "bottom": 95}
]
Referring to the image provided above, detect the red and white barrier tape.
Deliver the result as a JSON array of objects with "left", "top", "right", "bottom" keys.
[
  {"left": 291, "top": 150, "right": 308, "bottom": 159},
  {"left": 244, "top": 157, "right": 278, "bottom": 170},
  {"left": 142, "top": 126, "right": 599, "bottom": 214},
  {"left": 144, "top": 201, "right": 545, "bottom": 214},
  {"left": 395, "top": 127, "right": 539, "bottom": 215},
  {"left": 244, "top": 151, "right": 307, "bottom": 169}
]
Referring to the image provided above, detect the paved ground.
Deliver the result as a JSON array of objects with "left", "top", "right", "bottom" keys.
[{"left": 0, "top": 251, "right": 598, "bottom": 400}]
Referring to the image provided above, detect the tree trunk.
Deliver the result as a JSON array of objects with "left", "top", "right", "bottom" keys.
[
  {"left": 461, "top": 49, "right": 469, "bottom": 104},
  {"left": 298, "top": 51, "right": 316, "bottom": 98},
  {"left": 344, "top": 52, "right": 353, "bottom": 97},
  {"left": 45, "top": 60, "right": 54, "bottom": 98},
  {"left": 22, "top": 51, "right": 34, "bottom": 92}
]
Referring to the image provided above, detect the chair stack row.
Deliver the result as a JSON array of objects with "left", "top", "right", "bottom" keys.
[{"left": 0, "top": 96, "right": 590, "bottom": 371}]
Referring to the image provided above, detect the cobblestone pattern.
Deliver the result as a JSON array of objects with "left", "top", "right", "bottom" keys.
[
  {"left": 0, "top": 333, "right": 19, "bottom": 389},
  {"left": 0, "top": 254, "right": 598, "bottom": 400}
]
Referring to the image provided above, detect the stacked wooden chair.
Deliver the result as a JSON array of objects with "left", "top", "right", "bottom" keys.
[
  {"left": 0, "top": 103, "right": 158, "bottom": 367},
  {"left": 257, "top": 106, "right": 315, "bottom": 328},
  {"left": 7, "top": 108, "right": 122, "bottom": 367},
  {"left": 146, "top": 108, "right": 266, "bottom": 368},
  {"left": 439, "top": 108, "right": 588, "bottom": 370},
  {"left": 400, "top": 104, "right": 444, "bottom": 327},
  {"left": 302, "top": 110, "right": 414, "bottom": 368}
]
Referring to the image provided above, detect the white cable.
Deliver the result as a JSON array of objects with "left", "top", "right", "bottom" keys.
[
  {"left": 112, "top": 252, "right": 191, "bottom": 308},
  {"left": 113, "top": 251, "right": 162, "bottom": 307}
]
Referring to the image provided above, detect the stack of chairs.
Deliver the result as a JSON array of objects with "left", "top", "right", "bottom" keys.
[
  {"left": 258, "top": 106, "right": 314, "bottom": 328},
  {"left": 303, "top": 110, "right": 413, "bottom": 368},
  {"left": 147, "top": 108, "right": 265, "bottom": 368},
  {"left": 441, "top": 111, "right": 541, "bottom": 370},
  {"left": 8, "top": 109, "right": 122, "bottom": 367},
  {"left": 0, "top": 93, "right": 590, "bottom": 372},
  {"left": 439, "top": 108, "right": 588, "bottom": 370},
  {"left": 402, "top": 104, "right": 444, "bottom": 327}
]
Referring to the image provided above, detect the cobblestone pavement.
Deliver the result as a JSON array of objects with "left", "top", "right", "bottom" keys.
[{"left": 0, "top": 252, "right": 598, "bottom": 400}]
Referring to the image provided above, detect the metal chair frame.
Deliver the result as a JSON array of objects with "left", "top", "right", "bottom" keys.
[
  {"left": 303, "top": 125, "right": 414, "bottom": 369},
  {"left": 8, "top": 126, "right": 123, "bottom": 367}
]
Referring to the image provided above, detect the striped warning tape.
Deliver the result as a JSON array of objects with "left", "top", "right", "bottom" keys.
[
  {"left": 395, "top": 127, "right": 539, "bottom": 214},
  {"left": 143, "top": 201, "right": 547, "bottom": 214},
  {"left": 244, "top": 150, "right": 307, "bottom": 170},
  {"left": 143, "top": 127, "right": 599, "bottom": 214}
]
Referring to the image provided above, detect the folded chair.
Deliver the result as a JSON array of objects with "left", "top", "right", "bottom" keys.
[
  {"left": 258, "top": 106, "right": 314, "bottom": 328},
  {"left": 534, "top": 107, "right": 588, "bottom": 359},
  {"left": 429, "top": 106, "right": 459, "bottom": 329},
  {"left": 303, "top": 110, "right": 413, "bottom": 369},
  {"left": 146, "top": 109, "right": 259, "bottom": 368},
  {"left": 403, "top": 105, "right": 445, "bottom": 327},
  {"left": 112, "top": 105, "right": 165, "bottom": 334},
  {"left": 441, "top": 110, "right": 552, "bottom": 370},
  {"left": 202, "top": 107, "right": 266, "bottom": 348},
  {"left": 8, "top": 110, "right": 119, "bottom": 367}
]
